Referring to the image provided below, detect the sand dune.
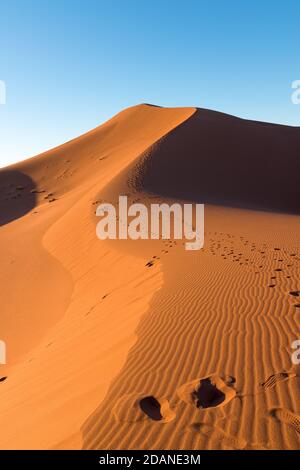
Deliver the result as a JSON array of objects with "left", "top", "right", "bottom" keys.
[
  {"left": 0, "top": 104, "right": 300, "bottom": 449},
  {"left": 134, "top": 108, "right": 300, "bottom": 213}
]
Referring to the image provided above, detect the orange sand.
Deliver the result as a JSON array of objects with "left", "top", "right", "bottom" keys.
[{"left": 0, "top": 104, "right": 300, "bottom": 450}]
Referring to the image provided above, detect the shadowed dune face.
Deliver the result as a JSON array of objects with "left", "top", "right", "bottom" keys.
[
  {"left": 0, "top": 170, "right": 36, "bottom": 225},
  {"left": 135, "top": 109, "right": 300, "bottom": 213}
]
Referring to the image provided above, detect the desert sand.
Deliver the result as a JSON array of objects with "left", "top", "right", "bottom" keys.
[{"left": 0, "top": 104, "right": 300, "bottom": 450}]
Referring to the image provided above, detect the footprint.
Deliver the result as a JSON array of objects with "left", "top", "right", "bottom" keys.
[
  {"left": 190, "top": 423, "right": 247, "bottom": 449},
  {"left": 177, "top": 375, "right": 236, "bottom": 410},
  {"left": 260, "top": 372, "right": 296, "bottom": 390},
  {"left": 238, "top": 371, "right": 297, "bottom": 400},
  {"left": 140, "top": 396, "right": 175, "bottom": 422},
  {"left": 270, "top": 408, "right": 300, "bottom": 434},
  {"left": 289, "top": 291, "right": 300, "bottom": 297},
  {"left": 145, "top": 261, "right": 154, "bottom": 268},
  {"left": 112, "top": 393, "right": 175, "bottom": 423},
  {"left": 223, "top": 375, "right": 236, "bottom": 385},
  {"left": 31, "top": 189, "right": 46, "bottom": 194}
]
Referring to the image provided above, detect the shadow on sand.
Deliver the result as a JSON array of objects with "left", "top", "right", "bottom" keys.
[
  {"left": 0, "top": 170, "right": 36, "bottom": 226},
  {"left": 138, "top": 108, "right": 300, "bottom": 214}
]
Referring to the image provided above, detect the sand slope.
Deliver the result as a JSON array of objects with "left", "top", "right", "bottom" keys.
[{"left": 0, "top": 105, "right": 300, "bottom": 450}]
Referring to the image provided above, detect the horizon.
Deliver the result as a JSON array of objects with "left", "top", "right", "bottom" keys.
[{"left": 1, "top": 0, "right": 300, "bottom": 168}]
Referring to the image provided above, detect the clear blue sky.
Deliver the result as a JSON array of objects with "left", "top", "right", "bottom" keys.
[{"left": 0, "top": 0, "right": 299, "bottom": 167}]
